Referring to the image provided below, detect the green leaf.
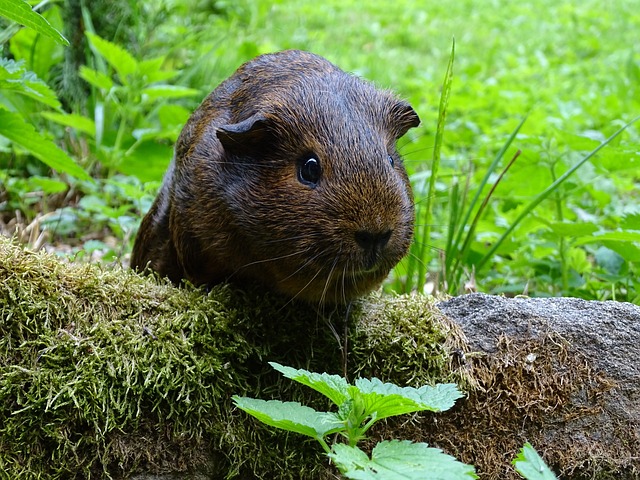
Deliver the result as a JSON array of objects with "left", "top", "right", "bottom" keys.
[
  {"left": 158, "top": 104, "right": 191, "bottom": 128},
  {"left": 232, "top": 396, "right": 343, "bottom": 440},
  {"left": 9, "top": 7, "right": 63, "bottom": 79},
  {"left": 269, "top": 362, "right": 350, "bottom": 406},
  {"left": 0, "top": 110, "right": 92, "bottom": 181},
  {"left": 353, "top": 379, "right": 463, "bottom": 419},
  {"left": 141, "top": 85, "right": 201, "bottom": 101},
  {"left": 574, "top": 231, "right": 640, "bottom": 245},
  {"left": 41, "top": 112, "right": 96, "bottom": 137},
  {"left": 138, "top": 57, "right": 178, "bottom": 83},
  {"left": 79, "top": 65, "right": 114, "bottom": 91},
  {"left": 513, "top": 443, "right": 557, "bottom": 480},
  {"left": 547, "top": 222, "right": 599, "bottom": 237},
  {"left": 594, "top": 247, "right": 624, "bottom": 275},
  {"left": 0, "top": 0, "right": 68, "bottom": 45},
  {"left": 329, "top": 440, "right": 477, "bottom": 480},
  {"left": 0, "top": 58, "right": 60, "bottom": 108},
  {"left": 598, "top": 241, "right": 640, "bottom": 262},
  {"left": 85, "top": 32, "right": 138, "bottom": 83},
  {"left": 621, "top": 213, "right": 640, "bottom": 230},
  {"left": 28, "top": 176, "right": 68, "bottom": 194},
  {"left": 119, "top": 140, "right": 173, "bottom": 182}
]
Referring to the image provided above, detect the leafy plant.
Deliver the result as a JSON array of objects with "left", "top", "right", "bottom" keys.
[
  {"left": 0, "top": 0, "right": 68, "bottom": 45},
  {"left": 0, "top": 1, "right": 90, "bottom": 181},
  {"left": 397, "top": 82, "right": 640, "bottom": 296},
  {"left": 233, "top": 362, "right": 477, "bottom": 479},
  {"left": 45, "top": 31, "right": 199, "bottom": 179},
  {"left": 514, "top": 442, "right": 557, "bottom": 480}
]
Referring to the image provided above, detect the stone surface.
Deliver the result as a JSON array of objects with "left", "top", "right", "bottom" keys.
[
  {"left": 438, "top": 293, "right": 640, "bottom": 390},
  {"left": 437, "top": 293, "right": 640, "bottom": 478}
]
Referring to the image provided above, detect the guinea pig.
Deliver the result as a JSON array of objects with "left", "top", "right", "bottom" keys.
[{"left": 130, "top": 50, "right": 420, "bottom": 304}]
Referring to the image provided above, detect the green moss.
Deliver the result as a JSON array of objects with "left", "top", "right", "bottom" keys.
[{"left": 0, "top": 237, "right": 461, "bottom": 478}]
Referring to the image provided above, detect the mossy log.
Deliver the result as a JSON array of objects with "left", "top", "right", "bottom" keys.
[{"left": 0, "top": 236, "right": 638, "bottom": 479}]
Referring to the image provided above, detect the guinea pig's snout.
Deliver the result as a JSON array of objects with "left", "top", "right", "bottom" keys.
[{"left": 354, "top": 229, "right": 392, "bottom": 270}]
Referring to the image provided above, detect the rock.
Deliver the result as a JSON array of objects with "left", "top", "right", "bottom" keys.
[{"left": 435, "top": 293, "right": 640, "bottom": 479}]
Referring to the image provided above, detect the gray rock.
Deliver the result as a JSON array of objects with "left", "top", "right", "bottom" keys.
[
  {"left": 437, "top": 293, "right": 640, "bottom": 478},
  {"left": 438, "top": 293, "right": 640, "bottom": 383}
]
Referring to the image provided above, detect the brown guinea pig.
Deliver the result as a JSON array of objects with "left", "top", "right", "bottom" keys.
[{"left": 130, "top": 50, "right": 420, "bottom": 304}]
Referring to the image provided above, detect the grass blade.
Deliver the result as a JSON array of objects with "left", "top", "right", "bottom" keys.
[
  {"left": 409, "top": 37, "right": 455, "bottom": 293},
  {"left": 445, "top": 117, "right": 527, "bottom": 292}
]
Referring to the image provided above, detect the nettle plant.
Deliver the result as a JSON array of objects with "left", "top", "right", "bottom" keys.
[
  {"left": 234, "top": 362, "right": 475, "bottom": 479},
  {"left": 234, "top": 363, "right": 558, "bottom": 479}
]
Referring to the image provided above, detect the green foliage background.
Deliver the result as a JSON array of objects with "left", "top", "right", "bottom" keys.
[{"left": 1, "top": 0, "right": 639, "bottom": 301}]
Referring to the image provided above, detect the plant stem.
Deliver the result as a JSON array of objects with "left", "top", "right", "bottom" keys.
[
  {"left": 549, "top": 160, "right": 569, "bottom": 293},
  {"left": 317, "top": 436, "right": 332, "bottom": 455}
]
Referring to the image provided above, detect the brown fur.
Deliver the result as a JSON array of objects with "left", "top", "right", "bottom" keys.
[{"left": 131, "top": 50, "right": 420, "bottom": 303}]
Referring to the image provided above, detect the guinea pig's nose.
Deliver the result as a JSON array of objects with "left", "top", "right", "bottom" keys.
[{"left": 355, "top": 230, "right": 392, "bottom": 254}]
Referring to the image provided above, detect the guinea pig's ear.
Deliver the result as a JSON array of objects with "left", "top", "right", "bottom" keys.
[
  {"left": 389, "top": 100, "right": 420, "bottom": 139},
  {"left": 216, "top": 113, "right": 274, "bottom": 154}
]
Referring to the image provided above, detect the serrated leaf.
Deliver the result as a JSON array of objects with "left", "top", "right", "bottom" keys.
[
  {"left": 232, "top": 396, "right": 343, "bottom": 440},
  {"left": 0, "top": 57, "right": 21, "bottom": 79},
  {"left": 0, "top": 58, "right": 60, "bottom": 108},
  {"left": 85, "top": 32, "right": 138, "bottom": 83},
  {"left": 0, "top": 0, "right": 68, "bottom": 45},
  {"left": 79, "top": 66, "right": 114, "bottom": 91},
  {"left": 353, "top": 378, "right": 463, "bottom": 418},
  {"left": 0, "top": 110, "right": 91, "bottom": 181},
  {"left": 8, "top": 8, "right": 62, "bottom": 79},
  {"left": 141, "top": 85, "right": 201, "bottom": 101},
  {"left": 269, "top": 362, "right": 350, "bottom": 405},
  {"left": 513, "top": 443, "right": 557, "bottom": 480},
  {"left": 41, "top": 112, "right": 96, "bottom": 137},
  {"left": 329, "top": 440, "right": 477, "bottom": 480}
]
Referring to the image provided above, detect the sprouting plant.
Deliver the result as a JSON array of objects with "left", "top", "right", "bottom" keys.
[{"left": 233, "top": 362, "right": 477, "bottom": 479}]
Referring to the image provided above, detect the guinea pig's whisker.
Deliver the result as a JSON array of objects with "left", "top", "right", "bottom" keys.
[
  {"left": 261, "top": 233, "right": 322, "bottom": 245},
  {"left": 319, "top": 257, "right": 340, "bottom": 309},
  {"left": 278, "top": 263, "right": 328, "bottom": 311},
  {"left": 409, "top": 240, "right": 444, "bottom": 255},
  {"left": 405, "top": 252, "right": 429, "bottom": 271},
  {"left": 342, "top": 263, "right": 352, "bottom": 306},
  {"left": 398, "top": 145, "right": 436, "bottom": 157},
  {"left": 227, "top": 250, "right": 308, "bottom": 280},
  {"left": 412, "top": 222, "right": 448, "bottom": 228},
  {"left": 275, "top": 250, "right": 324, "bottom": 285}
]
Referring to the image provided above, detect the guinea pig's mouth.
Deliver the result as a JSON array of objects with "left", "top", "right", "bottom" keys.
[{"left": 270, "top": 260, "right": 391, "bottom": 304}]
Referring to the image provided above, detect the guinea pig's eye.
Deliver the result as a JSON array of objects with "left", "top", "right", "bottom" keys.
[
  {"left": 298, "top": 156, "right": 322, "bottom": 187},
  {"left": 388, "top": 154, "right": 395, "bottom": 167}
]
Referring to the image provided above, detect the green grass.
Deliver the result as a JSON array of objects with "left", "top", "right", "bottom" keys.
[{"left": 1, "top": 0, "right": 639, "bottom": 301}]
